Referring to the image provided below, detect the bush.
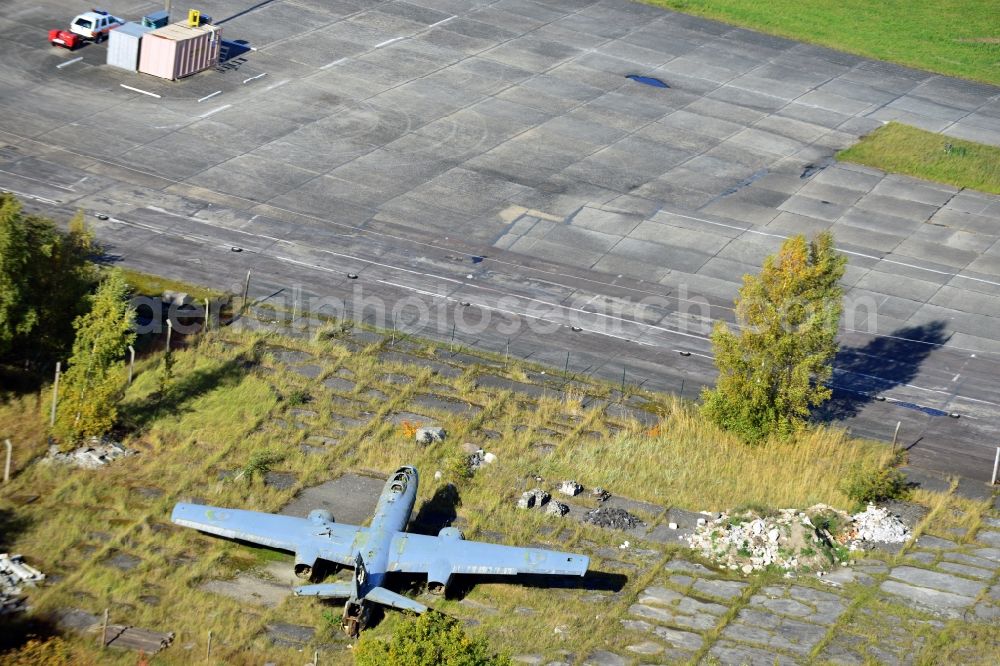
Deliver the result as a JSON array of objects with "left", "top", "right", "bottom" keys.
[
  {"left": 353, "top": 612, "right": 509, "bottom": 666},
  {"left": 840, "top": 464, "right": 907, "bottom": 506}
]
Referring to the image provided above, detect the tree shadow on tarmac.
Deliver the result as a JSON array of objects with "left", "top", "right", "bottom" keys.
[{"left": 814, "top": 321, "right": 949, "bottom": 423}]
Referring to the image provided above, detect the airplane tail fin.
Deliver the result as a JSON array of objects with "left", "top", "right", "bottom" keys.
[
  {"left": 364, "top": 586, "right": 428, "bottom": 614},
  {"left": 294, "top": 582, "right": 353, "bottom": 598}
]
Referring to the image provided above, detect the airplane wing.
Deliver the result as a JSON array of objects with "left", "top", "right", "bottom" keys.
[
  {"left": 171, "top": 503, "right": 362, "bottom": 566},
  {"left": 386, "top": 532, "right": 589, "bottom": 577}
]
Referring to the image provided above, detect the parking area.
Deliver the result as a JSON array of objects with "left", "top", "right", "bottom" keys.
[{"left": 2, "top": 0, "right": 1000, "bottom": 479}]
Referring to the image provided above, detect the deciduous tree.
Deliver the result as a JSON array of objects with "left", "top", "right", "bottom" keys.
[
  {"left": 54, "top": 269, "right": 136, "bottom": 441},
  {"left": 353, "top": 611, "right": 510, "bottom": 666},
  {"left": 702, "top": 232, "right": 846, "bottom": 442}
]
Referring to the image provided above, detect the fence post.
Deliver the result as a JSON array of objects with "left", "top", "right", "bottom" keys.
[
  {"left": 891, "top": 421, "right": 901, "bottom": 454},
  {"left": 100, "top": 608, "right": 109, "bottom": 648},
  {"left": 204, "top": 298, "right": 210, "bottom": 332},
  {"left": 206, "top": 630, "right": 213, "bottom": 663},
  {"left": 4, "top": 439, "right": 11, "bottom": 484},
  {"left": 49, "top": 361, "right": 61, "bottom": 427},
  {"left": 992, "top": 446, "right": 999, "bottom": 486},
  {"left": 165, "top": 319, "right": 173, "bottom": 352},
  {"left": 127, "top": 346, "right": 136, "bottom": 385},
  {"left": 241, "top": 270, "right": 251, "bottom": 314}
]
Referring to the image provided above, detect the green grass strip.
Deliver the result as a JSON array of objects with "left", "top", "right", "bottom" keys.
[
  {"left": 642, "top": 0, "right": 1000, "bottom": 85},
  {"left": 837, "top": 122, "right": 1000, "bottom": 194}
]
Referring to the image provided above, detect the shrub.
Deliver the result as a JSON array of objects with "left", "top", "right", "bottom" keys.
[
  {"left": 840, "top": 464, "right": 907, "bottom": 506},
  {"left": 353, "top": 611, "right": 510, "bottom": 666}
]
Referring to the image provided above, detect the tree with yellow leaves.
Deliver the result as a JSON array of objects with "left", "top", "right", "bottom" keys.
[{"left": 702, "top": 231, "right": 846, "bottom": 442}]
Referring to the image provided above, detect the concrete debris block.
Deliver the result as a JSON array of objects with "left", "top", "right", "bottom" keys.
[
  {"left": 545, "top": 501, "right": 569, "bottom": 517},
  {"left": 585, "top": 507, "right": 644, "bottom": 530},
  {"left": 847, "top": 504, "right": 910, "bottom": 546},
  {"left": 668, "top": 522, "right": 678, "bottom": 530},
  {"left": 44, "top": 437, "right": 135, "bottom": 469},
  {"left": 468, "top": 450, "right": 485, "bottom": 471},
  {"left": 1, "top": 554, "right": 45, "bottom": 616},
  {"left": 483, "top": 452, "right": 497, "bottom": 464},
  {"left": 161, "top": 290, "right": 192, "bottom": 306},
  {"left": 516, "top": 489, "right": 550, "bottom": 510},
  {"left": 559, "top": 481, "right": 583, "bottom": 496},
  {"left": 415, "top": 427, "right": 447, "bottom": 444},
  {"left": 592, "top": 487, "right": 611, "bottom": 502}
]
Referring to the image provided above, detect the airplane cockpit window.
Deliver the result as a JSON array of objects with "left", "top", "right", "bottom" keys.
[{"left": 390, "top": 473, "right": 407, "bottom": 493}]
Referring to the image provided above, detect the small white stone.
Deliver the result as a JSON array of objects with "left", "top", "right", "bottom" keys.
[
  {"left": 483, "top": 452, "right": 497, "bottom": 464},
  {"left": 434, "top": 470, "right": 442, "bottom": 480},
  {"left": 668, "top": 522, "right": 678, "bottom": 530},
  {"left": 620, "top": 541, "right": 630, "bottom": 549},
  {"left": 696, "top": 518, "right": 706, "bottom": 527}
]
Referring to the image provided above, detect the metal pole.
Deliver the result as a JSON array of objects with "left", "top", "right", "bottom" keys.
[
  {"left": 241, "top": 270, "right": 251, "bottom": 314},
  {"left": 100, "top": 608, "right": 109, "bottom": 648},
  {"left": 165, "top": 319, "right": 173, "bottom": 351},
  {"left": 891, "top": 421, "right": 901, "bottom": 454},
  {"left": 621, "top": 366, "right": 626, "bottom": 395},
  {"left": 564, "top": 352, "right": 569, "bottom": 374},
  {"left": 505, "top": 338, "right": 509, "bottom": 364},
  {"left": 127, "top": 346, "right": 135, "bottom": 385},
  {"left": 992, "top": 446, "right": 1000, "bottom": 486},
  {"left": 50, "top": 361, "right": 61, "bottom": 427},
  {"left": 450, "top": 323, "right": 456, "bottom": 351},
  {"left": 206, "top": 630, "right": 212, "bottom": 663},
  {"left": 204, "top": 298, "right": 210, "bottom": 332},
  {"left": 4, "top": 439, "right": 11, "bottom": 484}
]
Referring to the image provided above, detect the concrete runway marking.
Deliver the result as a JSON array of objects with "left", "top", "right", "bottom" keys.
[
  {"left": 120, "top": 84, "right": 161, "bottom": 98},
  {"left": 374, "top": 37, "right": 404, "bottom": 49},
  {"left": 56, "top": 57, "right": 83, "bottom": 69},
  {"left": 428, "top": 16, "right": 456, "bottom": 28},
  {"left": 0, "top": 168, "right": 74, "bottom": 191},
  {"left": 320, "top": 58, "right": 347, "bottom": 70},
  {"left": 243, "top": 73, "right": 267, "bottom": 84},
  {"left": 197, "top": 104, "right": 232, "bottom": 119},
  {"left": 1, "top": 187, "right": 57, "bottom": 206},
  {"left": 198, "top": 91, "right": 223, "bottom": 102}
]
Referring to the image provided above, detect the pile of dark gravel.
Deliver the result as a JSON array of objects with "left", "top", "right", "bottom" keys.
[{"left": 584, "top": 507, "right": 644, "bottom": 530}]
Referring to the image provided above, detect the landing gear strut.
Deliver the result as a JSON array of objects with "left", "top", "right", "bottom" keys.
[{"left": 342, "top": 601, "right": 370, "bottom": 637}]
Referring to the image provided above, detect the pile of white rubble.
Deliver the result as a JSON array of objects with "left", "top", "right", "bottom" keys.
[
  {"left": 844, "top": 503, "right": 910, "bottom": 548},
  {"left": 1, "top": 553, "right": 45, "bottom": 615},
  {"left": 44, "top": 437, "right": 135, "bottom": 469},
  {"left": 687, "top": 503, "right": 911, "bottom": 574}
]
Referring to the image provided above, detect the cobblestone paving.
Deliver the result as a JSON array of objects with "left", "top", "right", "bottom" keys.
[{"left": 535, "top": 504, "right": 1000, "bottom": 665}]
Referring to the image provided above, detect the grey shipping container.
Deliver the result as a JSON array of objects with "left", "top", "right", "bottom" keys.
[{"left": 107, "top": 22, "right": 151, "bottom": 71}]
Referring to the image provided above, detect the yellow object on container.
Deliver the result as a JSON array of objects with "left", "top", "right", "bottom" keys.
[
  {"left": 138, "top": 21, "right": 221, "bottom": 80},
  {"left": 187, "top": 9, "right": 200, "bottom": 27}
]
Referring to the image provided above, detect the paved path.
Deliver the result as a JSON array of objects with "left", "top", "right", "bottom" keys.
[
  {"left": 558, "top": 504, "right": 1000, "bottom": 665},
  {"left": 1, "top": 0, "right": 999, "bottom": 482}
]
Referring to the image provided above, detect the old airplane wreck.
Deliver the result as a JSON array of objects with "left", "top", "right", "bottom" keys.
[{"left": 172, "top": 466, "right": 589, "bottom": 635}]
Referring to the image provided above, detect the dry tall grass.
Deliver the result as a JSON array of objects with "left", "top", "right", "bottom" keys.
[{"left": 543, "top": 397, "right": 893, "bottom": 510}]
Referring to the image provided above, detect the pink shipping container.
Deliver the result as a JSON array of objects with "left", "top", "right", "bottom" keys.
[{"left": 138, "top": 22, "right": 221, "bottom": 80}]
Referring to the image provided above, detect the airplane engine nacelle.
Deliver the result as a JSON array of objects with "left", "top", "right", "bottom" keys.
[
  {"left": 294, "top": 548, "right": 320, "bottom": 581},
  {"left": 427, "top": 559, "right": 453, "bottom": 596},
  {"left": 438, "top": 527, "right": 463, "bottom": 540},
  {"left": 309, "top": 509, "right": 334, "bottom": 524}
]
